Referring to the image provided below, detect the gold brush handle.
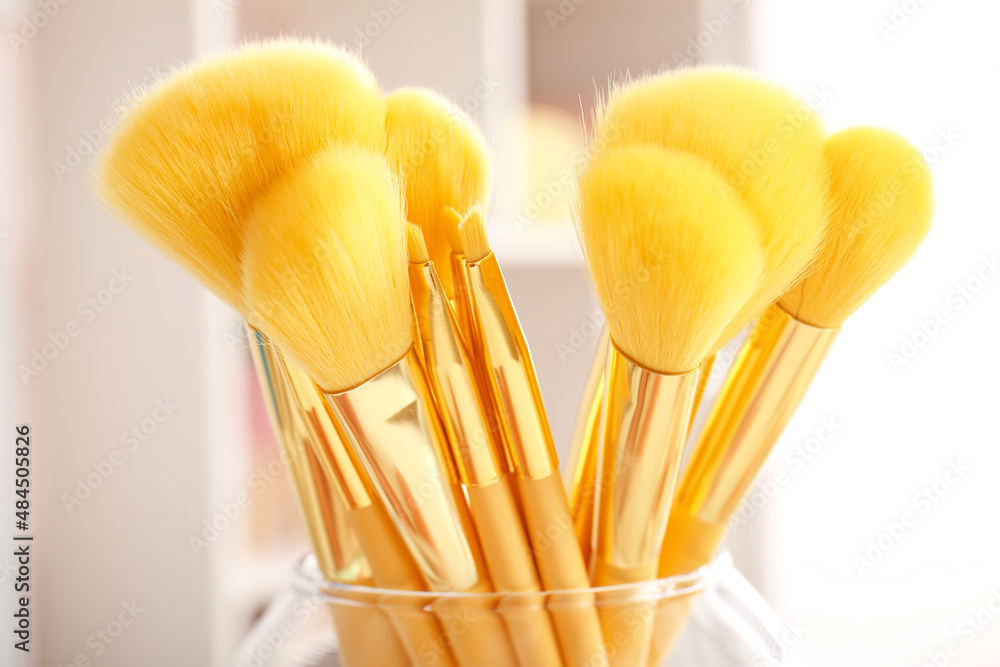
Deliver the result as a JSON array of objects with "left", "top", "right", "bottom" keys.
[
  {"left": 468, "top": 480, "right": 565, "bottom": 667},
  {"left": 645, "top": 506, "right": 726, "bottom": 667},
  {"left": 326, "top": 585, "right": 411, "bottom": 667},
  {"left": 441, "top": 483, "right": 522, "bottom": 667},
  {"left": 676, "top": 304, "right": 838, "bottom": 530},
  {"left": 566, "top": 329, "right": 609, "bottom": 566},
  {"left": 247, "top": 328, "right": 408, "bottom": 666},
  {"left": 646, "top": 305, "right": 838, "bottom": 666},
  {"left": 592, "top": 348, "right": 697, "bottom": 667},
  {"left": 348, "top": 503, "right": 460, "bottom": 667},
  {"left": 517, "top": 472, "right": 608, "bottom": 666},
  {"left": 432, "top": 590, "right": 520, "bottom": 667}
]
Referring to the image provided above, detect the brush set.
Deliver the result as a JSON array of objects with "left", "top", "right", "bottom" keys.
[{"left": 96, "top": 39, "right": 934, "bottom": 666}]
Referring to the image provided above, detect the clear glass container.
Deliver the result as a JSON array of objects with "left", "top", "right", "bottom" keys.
[{"left": 234, "top": 551, "right": 805, "bottom": 666}]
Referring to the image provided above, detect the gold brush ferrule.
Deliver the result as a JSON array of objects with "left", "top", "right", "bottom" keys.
[
  {"left": 595, "top": 342, "right": 698, "bottom": 578},
  {"left": 245, "top": 326, "right": 368, "bottom": 580},
  {"left": 451, "top": 248, "right": 515, "bottom": 476},
  {"left": 463, "top": 251, "right": 559, "bottom": 480},
  {"left": 325, "top": 349, "right": 479, "bottom": 592},
  {"left": 567, "top": 329, "right": 608, "bottom": 502},
  {"left": 450, "top": 250, "right": 473, "bottom": 338},
  {"left": 409, "top": 260, "right": 503, "bottom": 488},
  {"left": 278, "top": 351, "right": 373, "bottom": 511},
  {"left": 567, "top": 329, "right": 608, "bottom": 566},
  {"left": 679, "top": 303, "right": 839, "bottom": 524}
]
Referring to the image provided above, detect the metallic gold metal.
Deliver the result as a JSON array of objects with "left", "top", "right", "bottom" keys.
[
  {"left": 279, "top": 350, "right": 372, "bottom": 511},
  {"left": 463, "top": 252, "right": 560, "bottom": 479},
  {"left": 516, "top": 473, "right": 609, "bottom": 665},
  {"left": 677, "top": 303, "right": 840, "bottom": 525},
  {"left": 410, "top": 258, "right": 563, "bottom": 667},
  {"left": 246, "top": 326, "right": 367, "bottom": 581},
  {"left": 450, "top": 250, "right": 475, "bottom": 343},
  {"left": 451, "top": 248, "right": 516, "bottom": 476},
  {"left": 348, "top": 501, "right": 461, "bottom": 667},
  {"left": 594, "top": 344, "right": 698, "bottom": 576},
  {"left": 592, "top": 345, "right": 698, "bottom": 667},
  {"left": 325, "top": 349, "right": 479, "bottom": 593},
  {"left": 567, "top": 328, "right": 609, "bottom": 565},
  {"left": 688, "top": 353, "right": 715, "bottom": 432},
  {"left": 461, "top": 248, "right": 608, "bottom": 664},
  {"left": 409, "top": 260, "right": 503, "bottom": 487}
]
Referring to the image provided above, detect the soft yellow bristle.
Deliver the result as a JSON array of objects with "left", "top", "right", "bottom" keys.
[
  {"left": 384, "top": 88, "right": 492, "bottom": 295},
  {"left": 244, "top": 146, "right": 411, "bottom": 393},
  {"left": 577, "top": 146, "right": 764, "bottom": 374},
  {"left": 779, "top": 127, "right": 934, "bottom": 328},
  {"left": 406, "top": 222, "right": 430, "bottom": 264},
  {"left": 458, "top": 205, "right": 491, "bottom": 262},
  {"left": 441, "top": 206, "right": 465, "bottom": 255},
  {"left": 96, "top": 39, "right": 384, "bottom": 311},
  {"left": 598, "top": 67, "right": 828, "bottom": 347}
]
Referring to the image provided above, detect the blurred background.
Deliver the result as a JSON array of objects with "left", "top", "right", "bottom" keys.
[{"left": 1, "top": 0, "right": 998, "bottom": 664}]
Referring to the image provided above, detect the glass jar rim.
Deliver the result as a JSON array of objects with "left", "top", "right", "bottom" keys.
[{"left": 290, "top": 551, "right": 732, "bottom": 604}]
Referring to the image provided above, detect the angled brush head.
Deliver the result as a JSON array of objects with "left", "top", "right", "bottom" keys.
[
  {"left": 406, "top": 221, "right": 430, "bottom": 264},
  {"left": 577, "top": 145, "right": 764, "bottom": 374},
  {"left": 779, "top": 126, "right": 934, "bottom": 328},
  {"left": 384, "top": 87, "right": 492, "bottom": 296},
  {"left": 597, "top": 67, "right": 829, "bottom": 346},
  {"left": 244, "top": 146, "right": 411, "bottom": 393},
  {"left": 441, "top": 206, "right": 465, "bottom": 256},
  {"left": 96, "top": 39, "right": 384, "bottom": 311},
  {"left": 457, "top": 205, "right": 491, "bottom": 263}
]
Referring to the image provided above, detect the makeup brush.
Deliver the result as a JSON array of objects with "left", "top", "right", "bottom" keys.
[
  {"left": 249, "top": 335, "right": 419, "bottom": 667},
  {"left": 566, "top": 328, "right": 609, "bottom": 567},
  {"left": 456, "top": 205, "right": 609, "bottom": 666},
  {"left": 96, "top": 40, "right": 423, "bottom": 667},
  {"left": 407, "top": 223, "right": 565, "bottom": 667},
  {"left": 598, "top": 68, "right": 827, "bottom": 344},
  {"left": 244, "top": 145, "right": 518, "bottom": 667},
  {"left": 577, "top": 145, "right": 764, "bottom": 666},
  {"left": 647, "top": 125, "right": 933, "bottom": 667},
  {"left": 97, "top": 38, "right": 384, "bottom": 310},
  {"left": 663, "top": 126, "right": 933, "bottom": 579},
  {"left": 385, "top": 87, "right": 491, "bottom": 299},
  {"left": 566, "top": 68, "right": 829, "bottom": 552}
]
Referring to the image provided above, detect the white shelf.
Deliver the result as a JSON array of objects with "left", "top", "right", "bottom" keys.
[{"left": 489, "top": 218, "right": 584, "bottom": 269}]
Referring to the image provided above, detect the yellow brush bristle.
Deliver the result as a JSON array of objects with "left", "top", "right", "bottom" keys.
[
  {"left": 384, "top": 87, "right": 492, "bottom": 296},
  {"left": 577, "top": 146, "right": 764, "bottom": 374},
  {"left": 243, "top": 146, "right": 411, "bottom": 393},
  {"left": 457, "top": 205, "right": 491, "bottom": 263},
  {"left": 441, "top": 206, "right": 465, "bottom": 256},
  {"left": 779, "top": 126, "right": 934, "bottom": 328},
  {"left": 406, "top": 222, "right": 430, "bottom": 264},
  {"left": 96, "top": 39, "right": 384, "bottom": 311},
  {"left": 598, "top": 67, "right": 829, "bottom": 346}
]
